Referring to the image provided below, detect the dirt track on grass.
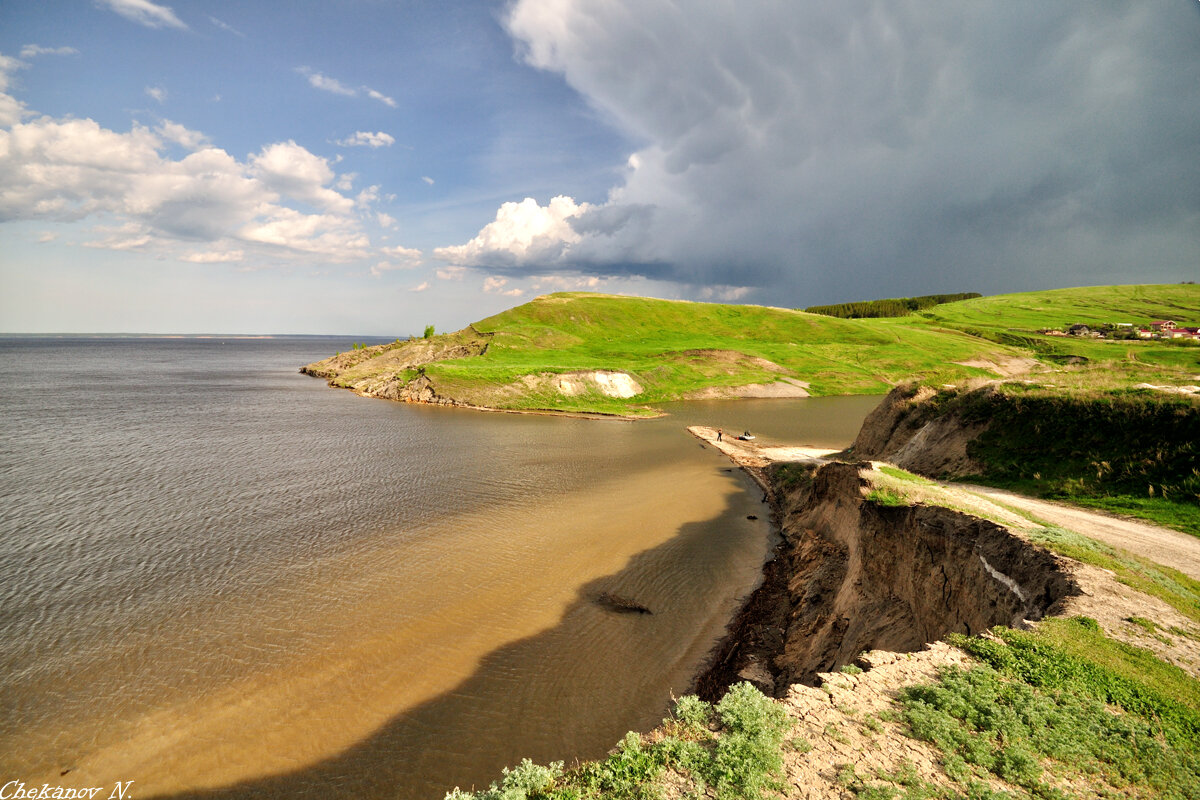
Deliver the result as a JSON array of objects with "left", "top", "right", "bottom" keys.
[{"left": 954, "top": 483, "right": 1200, "bottom": 580}]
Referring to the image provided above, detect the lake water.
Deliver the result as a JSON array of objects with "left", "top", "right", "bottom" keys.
[{"left": 0, "top": 337, "right": 879, "bottom": 799}]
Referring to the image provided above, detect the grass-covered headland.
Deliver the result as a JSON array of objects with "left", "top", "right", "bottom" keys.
[{"left": 304, "top": 283, "right": 1197, "bottom": 417}]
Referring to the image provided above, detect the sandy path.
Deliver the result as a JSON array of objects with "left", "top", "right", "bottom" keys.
[
  {"left": 689, "top": 424, "right": 1200, "bottom": 581},
  {"left": 953, "top": 483, "right": 1200, "bottom": 580}
]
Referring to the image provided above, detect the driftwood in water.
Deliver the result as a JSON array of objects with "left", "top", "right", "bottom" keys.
[{"left": 595, "top": 591, "right": 653, "bottom": 615}]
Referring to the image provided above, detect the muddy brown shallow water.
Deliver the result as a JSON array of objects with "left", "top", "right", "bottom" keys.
[{"left": 0, "top": 338, "right": 880, "bottom": 799}]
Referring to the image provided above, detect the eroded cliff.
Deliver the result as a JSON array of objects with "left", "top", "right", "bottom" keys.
[{"left": 696, "top": 460, "right": 1078, "bottom": 699}]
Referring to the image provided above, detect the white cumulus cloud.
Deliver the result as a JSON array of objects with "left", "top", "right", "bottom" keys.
[
  {"left": 434, "top": 196, "right": 588, "bottom": 269},
  {"left": 156, "top": 120, "right": 208, "bottom": 150},
  {"left": 251, "top": 140, "right": 354, "bottom": 214}
]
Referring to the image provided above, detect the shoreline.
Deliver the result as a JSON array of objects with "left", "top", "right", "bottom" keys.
[
  {"left": 684, "top": 426, "right": 832, "bottom": 699},
  {"left": 685, "top": 419, "right": 1200, "bottom": 703}
]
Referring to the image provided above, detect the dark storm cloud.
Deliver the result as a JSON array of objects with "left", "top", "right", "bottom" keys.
[{"left": 474, "top": 0, "right": 1200, "bottom": 303}]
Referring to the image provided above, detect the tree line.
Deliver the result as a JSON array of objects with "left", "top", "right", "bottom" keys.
[{"left": 804, "top": 292, "right": 981, "bottom": 319}]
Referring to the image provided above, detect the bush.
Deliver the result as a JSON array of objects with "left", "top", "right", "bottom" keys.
[
  {"left": 446, "top": 759, "right": 565, "bottom": 800},
  {"left": 669, "top": 694, "right": 714, "bottom": 733},
  {"left": 445, "top": 683, "right": 790, "bottom": 800}
]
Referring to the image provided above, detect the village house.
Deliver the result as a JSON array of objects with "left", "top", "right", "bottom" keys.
[{"left": 1045, "top": 319, "right": 1196, "bottom": 341}]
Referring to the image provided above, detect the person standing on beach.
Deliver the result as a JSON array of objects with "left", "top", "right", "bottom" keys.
[{"left": 717, "top": 428, "right": 723, "bottom": 442}]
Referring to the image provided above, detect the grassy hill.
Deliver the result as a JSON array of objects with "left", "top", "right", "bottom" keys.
[{"left": 303, "top": 284, "right": 1200, "bottom": 417}]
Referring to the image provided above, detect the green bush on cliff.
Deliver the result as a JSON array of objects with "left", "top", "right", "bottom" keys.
[{"left": 443, "top": 683, "right": 790, "bottom": 800}]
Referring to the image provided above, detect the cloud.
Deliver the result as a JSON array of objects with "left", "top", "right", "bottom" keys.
[
  {"left": 492, "top": 1, "right": 1200, "bottom": 303},
  {"left": 156, "top": 120, "right": 208, "bottom": 150},
  {"left": 239, "top": 207, "right": 368, "bottom": 258},
  {"left": 434, "top": 196, "right": 589, "bottom": 269},
  {"left": 19, "top": 45, "right": 79, "bottom": 59},
  {"left": 37, "top": 231, "right": 58, "bottom": 243},
  {"left": 355, "top": 185, "right": 380, "bottom": 208},
  {"left": 697, "top": 285, "right": 752, "bottom": 302},
  {"left": 408, "top": 281, "right": 431, "bottom": 292},
  {"left": 296, "top": 68, "right": 396, "bottom": 107},
  {"left": 365, "top": 88, "right": 397, "bottom": 108},
  {"left": 97, "top": 0, "right": 187, "bottom": 30},
  {"left": 436, "top": 266, "right": 467, "bottom": 281},
  {"left": 530, "top": 274, "right": 604, "bottom": 291},
  {"left": 421, "top": 176, "right": 434, "bottom": 186},
  {"left": 336, "top": 131, "right": 395, "bottom": 148},
  {"left": 0, "top": 109, "right": 392, "bottom": 262},
  {"left": 0, "top": 55, "right": 28, "bottom": 126},
  {"left": 251, "top": 140, "right": 354, "bottom": 214},
  {"left": 83, "top": 222, "right": 152, "bottom": 251},
  {"left": 179, "top": 249, "right": 244, "bottom": 263},
  {"left": 296, "top": 67, "right": 356, "bottom": 97},
  {"left": 482, "top": 276, "right": 523, "bottom": 297},
  {"left": 144, "top": 86, "right": 166, "bottom": 104},
  {"left": 370, "top": 246, "right": 423, "bottom": 276},
  {"left": 208, "top": 16, "right": 245, "bottom": 37}
]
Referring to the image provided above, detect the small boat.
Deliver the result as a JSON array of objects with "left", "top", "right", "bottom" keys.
[{"left": 736, "top": 431, "right": 755, "bottom": 441}]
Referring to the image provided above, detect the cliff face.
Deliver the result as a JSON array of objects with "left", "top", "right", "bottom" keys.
[
  {"left": 696, "top": 461, "right": 1078, "bottom": 698},
  {"left": 846, "top": 384, "right": 989, "bottom": 477},
  {"left": 300, "top": 332, "right": 490, "bottom": 407}
]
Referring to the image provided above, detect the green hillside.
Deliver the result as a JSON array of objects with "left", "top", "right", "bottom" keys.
[
  {"left": 303, "top": 285, "right": 1200, "bottom": 417},
  {"left": 921, "top": 284, "right": 1199, "bottom": 331}
]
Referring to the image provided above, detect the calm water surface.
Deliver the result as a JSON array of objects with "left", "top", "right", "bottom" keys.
[{"left": 0, "top": 338, "right": 877, "bottom": 799}]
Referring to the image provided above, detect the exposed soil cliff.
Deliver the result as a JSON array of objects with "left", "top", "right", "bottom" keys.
[
  {"left": 847, "top": 383, "right": 1200, "bottom": 514},
  {"left": 695, "top": 460, "right": 1078, "bottom": 699},
  {"left": 844, "top": 384, "right": 989, "bottom": 477},
  {"left": 300, "top": 331, "right": 491, "bottom": 408}
]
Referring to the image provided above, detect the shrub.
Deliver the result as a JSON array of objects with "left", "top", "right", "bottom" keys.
[
  {"left": 669, "top": 694, "right": 714, "bottom": 733},
  {"left": 444, "top": 683, "right": 789, "bottom": 800}
]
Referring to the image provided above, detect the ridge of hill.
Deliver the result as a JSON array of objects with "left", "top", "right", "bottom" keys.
[{"left": 301, "top": 284, "right": 1199, "bottom": 417}]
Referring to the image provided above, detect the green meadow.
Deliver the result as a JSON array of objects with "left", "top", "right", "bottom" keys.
[{"left": 312, "top": 284, "right": 1198, "bottom": 417}]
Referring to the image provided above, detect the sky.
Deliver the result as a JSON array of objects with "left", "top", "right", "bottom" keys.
[{"left": 1, "top": 1, "right": 1198, "bottom": 335}]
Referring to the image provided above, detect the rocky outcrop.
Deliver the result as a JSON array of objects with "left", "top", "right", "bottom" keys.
[
  {"left": 300, "top": 332, "right": 491, "bottom": 407},
  {"left": 695, "top": 461, "right": 1078, "bottom": 698},
  {"left": 372, "top": 371, "right": 463, "bottom": 406}
]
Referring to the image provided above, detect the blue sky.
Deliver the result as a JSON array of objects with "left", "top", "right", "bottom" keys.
[{"left": 2, "top": 1, "right": 1198, "bottom": 334}]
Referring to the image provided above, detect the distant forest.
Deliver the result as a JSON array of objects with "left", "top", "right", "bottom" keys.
[{"left": 804, "top": 292, "right": 982, "bottom": 319}]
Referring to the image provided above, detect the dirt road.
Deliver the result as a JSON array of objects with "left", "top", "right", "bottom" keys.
[{"left": 953, "top": 483, "right": 1200, "bottom": 580}]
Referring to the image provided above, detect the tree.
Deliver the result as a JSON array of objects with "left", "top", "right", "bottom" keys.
[{"left": 423, "top": 324, "right": 435, "bottom": 339}]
